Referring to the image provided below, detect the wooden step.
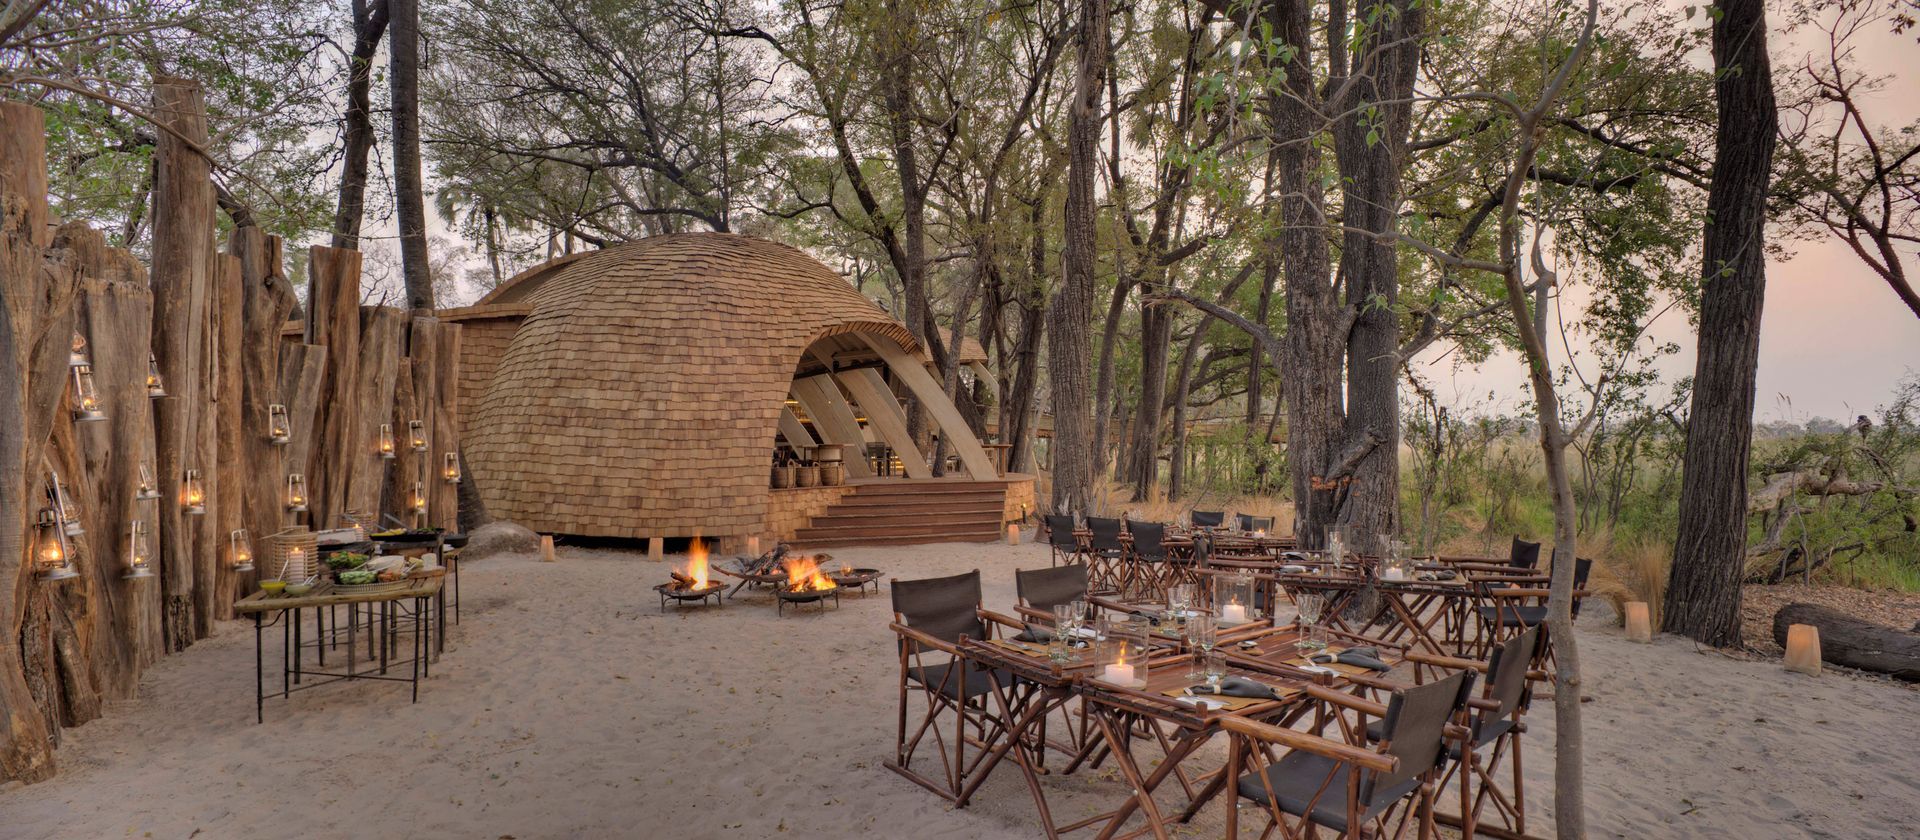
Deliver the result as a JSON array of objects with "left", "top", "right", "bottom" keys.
[
  {"left": 845, "top": 482, "right": 1008, "bottom": 496},
  {"left": 792, "top": 519, "right": 1001, "bottom": 541},
  {"left": 807, "top": 509, "right": 1003, "bottom": 528},
  {"left": 791, "top": 532, "right": 1004, "bottom": 549}
]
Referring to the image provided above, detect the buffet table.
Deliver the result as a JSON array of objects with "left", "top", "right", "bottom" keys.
[{"left": 234, "top": 574, "right": 443, "bottom": 723}]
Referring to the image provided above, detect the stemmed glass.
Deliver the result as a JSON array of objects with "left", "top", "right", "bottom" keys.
[
  {"left": 1294, "top": 593, "right": 1326, "bottom": 659},
  {"left": 1185, "top": 614, "right": 1217, "bottom": 679},
  {"left": 1203, "top": 651, "right": 1227, "bottom": 689},
  {"left": 1051, "top": 604, "right": 1077, "bottom": 661},
  {"left": 1166, "top": 583, "right": 1193, "bottom": 623}
]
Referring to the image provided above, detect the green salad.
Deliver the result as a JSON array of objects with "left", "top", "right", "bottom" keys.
[
  {"left": 337, "top": 569, "right": 378, "bottom": 585},
  {"left": 326, "top": 551, "right": 370, "bottom": 570}
]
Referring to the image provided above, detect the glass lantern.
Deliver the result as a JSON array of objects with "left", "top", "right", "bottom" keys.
[
  {"left": 70, "top": 363, "right": 106, "bottom": 422},
  {"left": 49, "top": 473, "right": 83, "bottom": 536},
  {"left": 442, "top": 451, "right": 461, "bottom": 483},
  {"left": 136, "top": 460, "right": 161, "bottom": 500},
  {"left": 182, "top": 469, "right": 206, "bottom": 514},
  {"left": 408, "top": 419, "right": 428, "bottom": 452},
  {"left": 411, "top": 480, "right": 428, "bottom": 515},
  {"left": 230, "top": 528, "right": 255, "bottom": 572},
  {"left": 35, "top": 508, "right": 77, "bottom": 581},
  {"left": 377, "top": 423, "right": 396, "bottom": 459},
  {"left": 1093, "top": 616, "right": 1149, "bottom": 687},
  {"left": 1214, "top": 568, "right": 1259, "bottom": 625},
  {"left": 267, "top": 404, "right": 291, "bottom": 445},
  {"left": 145, "top": 353, "right": 167, "bottom": 398},
  {"left": 1378, "top": 539, "right": 1413, "bottom": 582},
  {"left": 124, "top": 520, "right": 154, "bottom": 579},
  {"left": 286, "top": 473, "right": 308, "bottom": 512}
]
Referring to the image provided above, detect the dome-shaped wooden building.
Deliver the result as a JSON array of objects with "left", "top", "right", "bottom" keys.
[{"left": 445, "top": 233, "right": 1031, "bottom": 548}]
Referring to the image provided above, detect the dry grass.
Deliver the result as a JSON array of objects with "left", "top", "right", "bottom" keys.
[{"left": 1588, "top": 532, "right": 1671, "bottom": 628}]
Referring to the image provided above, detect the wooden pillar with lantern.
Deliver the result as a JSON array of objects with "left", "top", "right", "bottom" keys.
[{"left": 227, "top": 227, "right": 297, "bottom": 585}]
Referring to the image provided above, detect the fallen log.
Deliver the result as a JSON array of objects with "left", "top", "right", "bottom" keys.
[{"left": 1771, "top": 602, "right": 1920, "bottom": 682}]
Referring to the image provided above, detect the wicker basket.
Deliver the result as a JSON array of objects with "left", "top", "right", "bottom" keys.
[
  {"left": 795, "top": 465, "right": 819, "bottom": 488},
  {"left": 819, "top": 463, "right": 844, "bottom": 486},
  {"left": 268, "top": 527, "right": 319, "bottom": 582},
  {"left": 771, "top": 464, "right": 794, "bottom": 489}
]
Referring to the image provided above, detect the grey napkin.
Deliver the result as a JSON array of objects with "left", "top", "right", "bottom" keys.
[
  {"left": 1128, "top": 609, "right": 1164, "bottom": 625},
  {"left": 1014, "top": 624, "right": 1054, "bottom": 643},
  {"left": 1416, "top": 570, "right": 1458, "bottom": 581},
  {"left": 1187, "top": 676, "right": 1282, "bottom": 700},
  {"left": 1312, "top": 646, "right": 1390, "bottom": 671}
]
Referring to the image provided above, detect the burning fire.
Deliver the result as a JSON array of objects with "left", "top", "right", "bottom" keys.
[
  {"left": 681, "top": 540, "right": 711, "bottom": 589},
  {"left": 783, "top": 555, "right": 836, "bottom": 592}
]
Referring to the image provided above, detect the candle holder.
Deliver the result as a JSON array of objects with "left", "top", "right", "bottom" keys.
[
  {"left": 230, "top": 528, "right": 255, "bottom": 572},
  {"left": 1005, "top": 522, "right": 1019, "bottom": 545},
  {"left": 411, "top": 480, "right": 428, "bottom": 516},
  {"left": 1377, "top": 539, "right": 1412, "bottom": 582},
  {"left": 70, "top": 363, "right": 106, "bottom": 422},
  {"left": 267, "top": 404, "right": 291, "bottom": 445},
  {"left": 34, "top": 508, "right": 78, "bottom": 582},
  {"left": 1094, "top": 617, "right": 1149, "bottom": 688},
  {"left": 136, "top": 461, "right": 161, "bottom": 500},
  {"left": 377, "top": 423, "right": 396, "bottom": 459},
  {"left": 285, "top": 473, "right": 308, "bottom": 512},
  {"left": 408, "top": 419, "right": 428, "bottom": 452},
  {"left": 443, "top": 451, "right": 461, "bottom": 483},
  {"left": 145, "top": 353, "right": 167, "bottom": 398},
  {"left": 268, "top": 528, "right": 317, "bottom": 583},
  {"left": 1214, "top": 568, "right": 1258, "bottom": 625},
  {"left": 182, "top": 469, "right": 206, "bottom": 515},
  {"left": 124, "top": 520, "right": 154, "bottom": 579}
]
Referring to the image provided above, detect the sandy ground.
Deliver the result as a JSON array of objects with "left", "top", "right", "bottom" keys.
[{"left": 2, "top": 539, "right": 1916, "bottom": 839}]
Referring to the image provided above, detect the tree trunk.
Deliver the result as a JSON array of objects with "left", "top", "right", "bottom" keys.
[
  {"left": 1049, "top": 0, "right": 1107, "bottom": 516},
  {"left": 1772, "top": 603, "right": 1920, "bottom": 681},
  {"left": 389, "top": 0, "right": 432, "bottom": 311},
  {"left": 1666, "top": 0, "right": 1778, "bottom": 647},
  {"left": 1128, "top": 284, "right": 1172, "bottom": 502},
  {"left": 330, "top": 0, "right": 389, "bottom": 250},
  {"left": 1005, "top": 233, "right": 1047, "bottom": 474},
  {"left": 1092, "top": 271, "right": 1132, "bottom": 478}
]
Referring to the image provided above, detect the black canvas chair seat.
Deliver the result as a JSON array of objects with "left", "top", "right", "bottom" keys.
[
  {"left": 1017, "top": 564, "right": 1089, "bottom": 612},
  {"left": 1236, "top": 514, "right": 1274, "bottom": 532},
  {"left": 911, "top": 661, "right": 1015, "bottom": 702},
  {"left": 1191, "top": 510, "right": 1225, "bottom": 528},
  {"left": 1477, "top": 604, "right": 1549, "bottom": 626},
  {"left": 1235, "top": 752, "right": 1424, "bottom": 834}
]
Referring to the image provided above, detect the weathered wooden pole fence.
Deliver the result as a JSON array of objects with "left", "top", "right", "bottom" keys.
[{"left": 0, "top": 82, "right": 460, "bottom": 784}]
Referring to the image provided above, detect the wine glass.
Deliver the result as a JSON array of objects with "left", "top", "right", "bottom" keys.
[
  {"left": 1166, "top": 584, "right": 1192, "bottom": 622},
  {"left": 1293, "top": 593, "right": 1324, "bottom": 659},
  {"left": 1185, "top": 614, "right": 1217, "bottom": 679}
]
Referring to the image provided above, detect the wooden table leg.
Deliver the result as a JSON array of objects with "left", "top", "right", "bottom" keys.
[{"left": 254, "top": 613, "right": 265, "bottom": 724}]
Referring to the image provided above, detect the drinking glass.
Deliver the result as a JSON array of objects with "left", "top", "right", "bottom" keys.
[
  {"left": 1166, "top": 584, "right": 1192, "bottom": 621},
  {"left": 1184, "top": 614, "right": 1216, "bottom": 679},
  {"left": 1202, "top": 651, "right": 1227, "bottom": 688},
  {"left": 1054, "top": 603, "right": 1076, "bottom": 637},
  {"left": 1293, "top": 593, "right": 1324, "bottom": 658}
]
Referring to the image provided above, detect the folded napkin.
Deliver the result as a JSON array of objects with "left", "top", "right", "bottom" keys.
[
  {"left": 1311, "top": 646, "right": 1390, "bottom": 671},
  {"left": 1013, "top": 624, "right": 1053, "bottom": 643},
  {"left": 1128, "top": 609, "right": 1164, "bottom": 625},
  {"left": 1416, "top": 570, "right": 1458, "bottom": 581},
  {"left": 1279, "top": 565, "right": 1309, "bottom": 574},
  {"left": 1186, "top": 676, "right": 1283, "bottom": 700}
]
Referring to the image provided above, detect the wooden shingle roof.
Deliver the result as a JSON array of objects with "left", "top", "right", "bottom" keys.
[{"left": 464, "top": 233, "right": 914, "bottom": 538}]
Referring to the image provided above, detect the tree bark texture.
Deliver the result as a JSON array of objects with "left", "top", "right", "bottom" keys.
[
  {"left": 388, "top": 0, "right": 433, "bottom": 311},
  {"left": 330, "top": 0, "right": 390, "bottom": 250},
  {"left": 1666, "top": 0, "right": 1778, "bottom": 647},
  {"left": 1049, "top": 0, "right": 1108, "bottom": 517}
]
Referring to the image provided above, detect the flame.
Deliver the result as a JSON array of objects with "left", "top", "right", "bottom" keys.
[
  {"left": 682, "top": 540, "right": 711, "bottom": 588},
  {"left": 783, "top": 555, "right": 836, "bottom": 592}
]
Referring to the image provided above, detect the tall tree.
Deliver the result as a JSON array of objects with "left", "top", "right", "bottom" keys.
[
  {"left": 1666, "top": 0, "right": 1780, "bottom": 645},
  {"left": 388, "top": 0, "right": 432, "bottom": 310},
  {"left": 1050, "top": 0, "right": 1108, "bottom": 516},
  {"left": 330, "top": 0, "right": 389, "bottom": 250}
]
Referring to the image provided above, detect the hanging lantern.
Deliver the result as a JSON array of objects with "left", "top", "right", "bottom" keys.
[
  {"left": 285, "top": 473, "right": 308, "bottom": 512},
  {"left": 411, "top": 480, "right": 428, "bottom": 515},
  {"left": 266, "top": 404, "right": 291, "bottom": 445},
  {"left": 442, "top": 452, "right": 461, "bottom": 484},
  {"left": 145, "top": 353, "right": 167, "bottom": 398},
  {"left": 49, "top": 472, "right": 83, "bottom": 537},
  {"left": 408, "top": 419, "right": 428, "bottom": 452},
  {"left": 230, "top": 528, "right": 255, "bottom": 572},
  {"left": 34, "top": 508, "right": 77, "bottom": 582},
  {"left": 136, "top": 460, "right": 161, "bottom": 500},
  {"left": 378, "top": 423, "right": 396, "bottom": 459},
  {"left": 70, "top": 363, "right": 106, "bottom": 422},
  {"left": 124, "top": 520, "right": 154, "bottom": 579},
  {"left": 182, "top": 468, "right": 206, "bottom": 514},
  {"left": 68, "top": 331, "right": 89, "bottom": 366}
]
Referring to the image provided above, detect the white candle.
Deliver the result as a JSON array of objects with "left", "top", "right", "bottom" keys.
[
  {"left": 1101, "top": 662, "right": 1136, "bottom": 685},
  {"left": 1382, "top": 568, "right": 1406, "bottom": 581},
  {"left": 1221, "top": 603, "right": 1249, "bottom": 624}
]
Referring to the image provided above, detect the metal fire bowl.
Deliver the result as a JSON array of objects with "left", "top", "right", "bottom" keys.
[
  {"left": 656, "top": 581, "right": 726, "bottom": 601},
  {"left": 829, "top": 568, "right": 882, "bottom": 588},
  {"left": 775, "top": 585, "right": 840, "bottom": 603}
]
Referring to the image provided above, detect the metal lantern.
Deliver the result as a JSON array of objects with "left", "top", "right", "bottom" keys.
[
  {"left": 124, "top": 520, "right": 154, "bottom": 579},
  {"left": 377, "top": 423, "right": 396, "bottom": 459},
  {"left": 442, "top": 451, "right": 461, "bottom": 484},
  {"left": 182, "top": 468, "right": 206, "bottom": 514},
  {"left": 1094, "top": 616, "right": 1149, "bottom": 687},
  {"left": 49, "top": 472, "right": 83, "bottom": 536},
  {"left": 266, "top": 404, "right": 291, "bottom": 445},
  {"left": 135, "top": 460, "right": 161, "bottom": 500},
  {"left": 408, "top": 419, "right": 428, "bottom": 452},
  {"left": 34, "top": 508, "right": 77, "bottom": 581},
  {"left": 145, "top": 353, "right": 167, "bottom": 398},
  {"left": 68, "top": 331, "right": 89, "bottom": 366},
  {"left": 70, "top": 363, "right": 106, "bottom": 422},
  {"left": 1215, "top": 567, "right": 1259, "bottom": 625},
  {"left": 285, "top": 473, "right": 308, "bottom": 512},
  {"left": 411, "top": 480, "right": 428, "bottom": 515},
  {"left": 230, "top": 528, "right": 255, "bottom": 572}
]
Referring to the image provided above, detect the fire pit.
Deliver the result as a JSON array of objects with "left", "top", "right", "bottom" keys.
[
  {"left": 656, "top": 543, "right": 724, "bottom": 612},
  {"left": 829, "top": 565, "right": 883, "bottom": 596},
  {"left": 776, "top": 555, "right": 840, "bottom": 615}
]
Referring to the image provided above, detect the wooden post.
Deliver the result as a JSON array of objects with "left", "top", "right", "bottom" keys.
[
  {"left": 227, "top": 228, "right": 296, "bottom": 585},
  {"left": 149, "top": 76, "right": 215, "bottom": 652},
  {"left": 346, "top": 307, "right": 403, "bottom": 518},
  {"left": 276, "top": 343, "right": 327, "bottom": 535},
  {"left": 306, "top": 246, "right": 363, "bottom": 530},
  {"left": 382, "top": 357, "right": 417, "bottom": 527},
  {"left": 431, "top": 323, "right": 460, "bottom": 530}
]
